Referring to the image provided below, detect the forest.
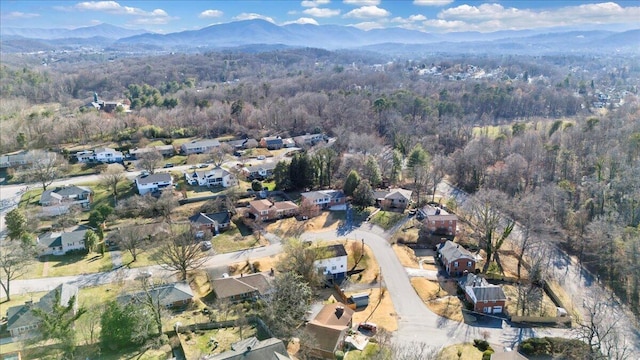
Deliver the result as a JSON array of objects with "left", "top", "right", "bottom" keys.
[{"left": 1, "top": 48, "right": 639, "bottom": 315}]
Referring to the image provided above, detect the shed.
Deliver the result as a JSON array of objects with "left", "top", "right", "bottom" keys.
[{"left": 350, "top": 293, "right": 369, "bottom": 308}]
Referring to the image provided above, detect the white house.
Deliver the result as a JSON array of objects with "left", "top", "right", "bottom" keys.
[
  {"left": 293, "top": 133, "right": 325, "bottom": 147},
  {"left": 180, "top": 139, "right": 221, "bottom": 155},
  {"left": 75, "top": 147, "right": 123, "bottom": 163},
  {"left": 135, "top": 173, "right": 173, "bottom": 195},
  {"left": 300, "top": 190, "right": 347, "bottom": 210},
  {"left": 184, "top": 167, "right": 237, "bottom": 188},
  {"left": 314, "top": 244, "right": 348, "bottom": 281},
  {"left": 242, "top": 162, "right": 277, "bottom": 180},
  {"left": 37, "top": 229, "right": 88, "bottom": 255},
  {"left": 94, "top": 147, "right": 123, "bottom": 163}
]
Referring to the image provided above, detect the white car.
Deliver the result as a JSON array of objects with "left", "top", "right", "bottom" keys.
[
  {"left": 201, "top": 241, "right": 212, "bottom": 251},
  {"left": 256, "top": 155, "right": 266, "bottom": 160}
]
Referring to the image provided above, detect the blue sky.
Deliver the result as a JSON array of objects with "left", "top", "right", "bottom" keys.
[{"left": 1, "top": 1, "right": 639, "bottom": 33}]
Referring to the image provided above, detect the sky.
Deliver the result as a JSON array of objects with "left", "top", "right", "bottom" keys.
[{"left": 1, "top": 0, "right": 639, "bottom": 34}]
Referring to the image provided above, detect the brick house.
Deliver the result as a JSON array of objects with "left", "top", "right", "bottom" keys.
[
  {"left": 421, "top": 206, "right": 457, "bottom": 236},
  {"left": 459, "top": 274, "right": 507, "bottom": 314},
  {"left": 303, "top": 302, "right": 354, "bottom": 359},
  {"left": 259, "top": 136, "right": 283, "bottom": 150},
  {"left": 248, "top": 199, "right": 298, "bottom": 221},
  {"left": 211, "top": 273, "right": 271, "bottom": 303},
  {"left": 437, "top": 240, "right": 476, "bottom": 276},
  {"left": 189, "top": 211, "right": 231, "bottom": 234},
  {"left": 373, "top": 188, "right": 412, "bottom": 211}
]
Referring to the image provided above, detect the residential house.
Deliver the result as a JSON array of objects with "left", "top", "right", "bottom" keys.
[
  {"left": 37, "top": 228, "right": 88, "bottom": 255},
  {"left": 129, "top": 145, "right": 175, "bottom": 159},
  {"left": 189, "top": 211, "right": 231, "bottom": 234},
  {"left": 303, "top": 302, "right": 354, "bottom": 359},
  {"left": 75, "top": 147, "right": 123, "bottom": 163},
  {"left": 293, "top": 133, "right": 324, "bottom": 147},
  {"left": 135, "top": 173, "right": 173, "bottom": 195},
  {"left": 39, "top": 185, "right": 92, "bottom": 216},
  {"left": 314, "top": 244, "right": 348, "bottom": 281},
  {"left": 180, "top": 139, "right": 221, "bottom": 155},
  {"left": 205, "top": 337, "right": 291, "bottom": 360},
  {"left": 6, "top": 284, "right": 79, "bottom": 339},
  {"left": 437, "top": 240, "right": 476, "bottom": 277},
  {"left": 300, "top": 190, "right": 346, "bottom": 210},
  {"left": 282, "top": 138, "right": 296, "bottom": 148},
  {"left": 259, "top": 136, "right": 283, "bottom": 150},
  {"left": 242, "top": 163, "right": 277, "bottom": 180},
  {"left": 94, "top": 147, "right": 124, "bottom": 163},
  {"left": 226, "top": 138, "right": 259, "bottom": 149},
  {"left": 248, "top": 199, "right": 298, "bottom": 221},
  {"left": 0, "top": 151, "right": 29, "bottom": 168},
  {"left": 373, "top": 188, "right": 412, "bottom": 211},
  {"left": 118, "top": 281, "right": 194, "bottom": 309},
  {"left": 459, "top": 274, "right": 507, "bottom": 314},
  {"left": 184, "top": 167, "right": 237, "bottom": 188},
  {"left": 421, "top": 206, "right": 457, "bottom": 236},
  {"left": 211, "top": 273, "right": 272, "bottom": 303},
  {"left": 81, "top": 93, "right": 123, "bottom": 113}
]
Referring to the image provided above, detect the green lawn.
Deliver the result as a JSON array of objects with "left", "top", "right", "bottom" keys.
[
  {"left": 45, "top": 252, "right": 114, "bottom": 277},
  {"left": 345, "top": 343, "right": 388, "bottom": 359},
  {"left": 370, "top": 211, "right": 405, "bottom": 230},
  {"left": 212, "top": 228, "right": 261, "bottom": 254},
  {"left": 0, "top": 290, "right": 47, "bottom": 310},
  {"left": 181, "top": 326, "right": 258, "bottom": 360},
  {"left": 121, "top": 247, "right": 163, "bottom": 269}
]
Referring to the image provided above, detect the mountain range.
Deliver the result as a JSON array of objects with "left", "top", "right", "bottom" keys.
[{"left": 1, "top": 20, "right": 638, "bottom": 55}]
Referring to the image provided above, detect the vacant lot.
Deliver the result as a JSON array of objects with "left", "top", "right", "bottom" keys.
[
  {"left": 503, "top": 284, "right": 558, "bottom": 317},
  {"left": 348, "top": 287, "right": 398, "bottom": 331},
  {"left": 179, "top": 326, "right": 258, "bottom": 360},
  {"left": 264, "top": 211, "right": 343, "bottom": 237},
  {"left": 369, "top": 210, "right": 404, "bottom": 230},
  {"left": 41, "top": 252, "right": 113, "bottom": 277}
]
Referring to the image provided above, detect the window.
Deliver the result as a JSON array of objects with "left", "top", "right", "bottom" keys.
[
  {"left": 331, "top": 266, "right": 337, "bottom": 270},
  {"left": 453, "top": 261, "right": 458, "bottom": 267},
  {"left": 467, "top": 261, "right": 472, "bottom": 267}
]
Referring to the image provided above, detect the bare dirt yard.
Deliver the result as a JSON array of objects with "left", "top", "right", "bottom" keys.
[{"left": 411, "top": 277, "right": 464, "bottom": 322}]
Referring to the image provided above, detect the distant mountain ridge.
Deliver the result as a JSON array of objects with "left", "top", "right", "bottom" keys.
[
  {"left": 1, "top": 23, "right": 148, "bottom": 40},
  {"left": 1, "top": 20, "right": 638, "bottom": 55}
]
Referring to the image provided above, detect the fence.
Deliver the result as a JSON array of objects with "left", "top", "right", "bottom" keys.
[{"left": 175, "top": 315, "right": 273, "bottom": 338}]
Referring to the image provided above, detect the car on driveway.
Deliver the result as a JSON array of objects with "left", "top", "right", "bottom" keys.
[
  {"left": 164, "top": 163, "right": 174, "bottom": 168},
  {"left": 201, "top": 241, "right": 212, "bottom": 251}
]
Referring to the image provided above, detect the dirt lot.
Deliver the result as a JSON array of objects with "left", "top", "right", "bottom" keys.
[
  {"left": 502, "top": 284, "right": 558, "bottom": 317},
  {"left": 264, "top": 211, "right": 343, "bottom": 238},
  {"left": 392, "top": 244, "right": 438, "bottom": 271},
  {"left": 411, "top": 278, "right": 464, "bottom": 322},
  {"left": 346, "top": 288, "right": 398, "bottom": 331}
]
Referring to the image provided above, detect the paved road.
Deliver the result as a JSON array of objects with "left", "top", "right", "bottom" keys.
[
  {"left": 437, "top": 181, "right": 640, "bottom": 356},
  {"left": 300, "top": 226, "right": 572, "bottom": 351}
]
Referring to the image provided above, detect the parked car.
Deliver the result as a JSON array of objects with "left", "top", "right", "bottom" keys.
[
  {"left": 201, "top": 241, "right": 212, "bottom": 251},
  {"left": 198, "top": 164, "right": 209, "bottom": 168},
  {"left": 256, "top": 155, "right": 266, "bottom": 160},
  {"left": 164, "top": 163, "right": 174, "bottom": 168}
]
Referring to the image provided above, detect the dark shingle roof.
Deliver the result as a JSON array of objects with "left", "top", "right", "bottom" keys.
[
  {"left": 7, "top": 283, "right": 78, "bottom": 331},
  {"left": 469, "top": 286, "right": 507, "bottom": 302},
  {"left": 438, "top": 240, "right": 475, "bottom": 262},
  {"left": 189, "top": 212, "right": 231, "bottom": 226},
  {"left": 212, "top": 273, "right": 271, "bottom": 300}
]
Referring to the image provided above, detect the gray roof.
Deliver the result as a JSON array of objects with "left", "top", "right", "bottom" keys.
[
  {"left": 136, "top": 173, "right": 172, "bottom": 185},
  {"left": 182, "top": 139, "right": 221, "bottom": 150},
  {"left": 189, "top": 167, "right": 231, "bottom": 179},
  {"left": 37, "top": 229, "right": 88, "bottom": 249},
  {"left": 438, "top": 240, "right": 475, "bottom": 262},
  {"left": 118, "top": 282, "right": 193, "bottom": 307},
  {"left": 245, "top": 162, "right": 277, "bottom": 173},
  {"left": 7, "top": 283, "right": 79, "bottom": 331},
  {"left": 40, "top": 185, "right": 91, "bottom": 204},
  {"left": 212, "top": 273, "right": 271, "bottom": 300},
  {"left": 459, "top": 274, "right": 489, "bottom": 288},
  {"left": 469, "top": 285, "right": 507, "bottom": 302},
  {"left": 301, "top": 190, "right": 345, "bottom": 201},
  {"left": 189, "top": 212, "right": 231, "bottom": 226},
  {"left": 206, "top": 337, "right": 290, "bottom": 360}
]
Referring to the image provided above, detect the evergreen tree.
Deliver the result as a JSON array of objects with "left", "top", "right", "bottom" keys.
[
  {"left": 364, "top": 156, "right": 382, "bottom": 188},
  {"left": 274, "top": 161, "right": 292, "bottom": 190},
  {"left": 353, "top": 179, "right": 374, "bottom": 209},
  {"left": 343, "top": 170, "right": 361, "bottom": 196}
]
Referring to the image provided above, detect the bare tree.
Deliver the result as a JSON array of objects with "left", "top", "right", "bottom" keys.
[
  {"left": 137, "top": 150, "right": 163, "bottom": 174},
  {"left": 276, "top": 239, "right": 330, "bottom": 288},
  {"left": 100, "top": 163, "right": 126, "bottom": 206},
  {"left": 468, "top": 189, "right": 514, "bottom": 273},
  {"left": 155, "top": 225, "right": 212, "bottom": 279},
  {"left": 109, "top": 223, "right": 160, "bottom": 263},
  {"left": 0, "top": 243, "right": 33, "bottom": 301},
  {"left": 208, "top": 143, "right": 232, "bottom": 167},
  {"left": 25, "top": 150, "right": 68, "bottom": 191},
  {"left": 428, "top": 154, "right": 448, "bottom": 202},
  {"left": 575, "top": 296, "right": 632, "bottom": 360}
]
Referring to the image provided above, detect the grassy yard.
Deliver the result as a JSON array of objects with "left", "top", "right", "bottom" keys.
[
  {"left": 438, "top": 343, "right": 484, "bottom": 360},
  {"left": 369, "top": 211, "right": 405, "bottom": 230},
  {"left": 392, "top": 218, "right": 422, "bottom": 244},
  {"left": 348, "top": 287, "right": 398, "bottom": 331},
  {"left": 503, "top": 284, "right": 558, "bottom": 317},
  {"left": 345, "top": 343, "right": 387, "bottom": 360},
  {"left": 0, "top": 290, "right": 47, "bottom": 310},
  {"left": 120, "top": 247, "right": 163, "bottom": 269},
  {"left": 179, "top": 326, "right": 258, "bottom": 360},
  {"left": 44, "top": 252, "right": 114, "bottom": 277}
]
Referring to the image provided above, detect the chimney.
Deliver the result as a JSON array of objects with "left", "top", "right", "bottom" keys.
[{"left": 335, "top": 306, "right": 344, "bottom": 318}]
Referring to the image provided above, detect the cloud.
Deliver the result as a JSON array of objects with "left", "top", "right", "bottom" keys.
[
  {"left": 428, "top": 2, "right": 640, "bottom": 32},
  {"left": 199, "top": 9, "right": 223, "bottom": 18},
  {"left": 413, "top": 0, "right": 454, "bottom": 6},
  {"left": 343, "top": 0, "right": 380, "bottom": 5},
  {"left": 350, "top": 21, "right": 385, "bottom": 30},
  {"left": 303, "top": 7, "right": 341, "bottom": 17},
  {"left": 344, "top": 5, "right": 390, "bottom": 18},
  {"left": 301, "top": 0, "right": 330, "bottom": 7},
  {"left": 72, "top": 1, "right": 173, "bottom": 25},
  {"left": 233, "top": 13, "right": 275, "bottom": 23},
  {"left": 3, "top": 11, "right": 40, "bottom": 19},
  {"left": 283, "top": 17, "right": 320, "bottom": 25}
]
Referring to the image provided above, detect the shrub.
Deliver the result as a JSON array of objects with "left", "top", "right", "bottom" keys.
[
  {"left": 334, "top": 350, "right": 345, "bottom": 360},
  {"left": 482, "top": 349, "right": 494, "bottom": 360},
  {"left": 521, "top": 343, "right": 534, "bottom": 355},
  {"left": 473, "top": 339, "right": 491, "bottom": 352}
]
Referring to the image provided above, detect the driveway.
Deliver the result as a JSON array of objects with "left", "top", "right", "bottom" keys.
[{"left": 300, "top": 225, "right": 573, "bottom": 351}]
